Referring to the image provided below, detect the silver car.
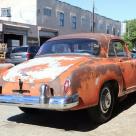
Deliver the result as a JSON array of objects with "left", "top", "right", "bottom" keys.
[{"left": 9, "top": 46, "right": 40, "bottom": 64}]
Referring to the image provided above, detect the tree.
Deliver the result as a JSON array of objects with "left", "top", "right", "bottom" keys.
[{"left": 123, "top": 19, "right": 136, "bottom": 50}]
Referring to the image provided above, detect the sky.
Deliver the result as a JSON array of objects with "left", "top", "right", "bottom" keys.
[{"left": 60, "top": 0, "right": 136, "bottom": 21}]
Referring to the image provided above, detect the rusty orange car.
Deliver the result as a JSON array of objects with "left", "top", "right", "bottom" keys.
[{"left": 0, "top": 33, "right": 135, "bottom": 123}]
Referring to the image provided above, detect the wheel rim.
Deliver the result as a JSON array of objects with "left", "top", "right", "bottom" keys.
[{"left": 100, "top": 87, "right": 112, "bottom": 114}]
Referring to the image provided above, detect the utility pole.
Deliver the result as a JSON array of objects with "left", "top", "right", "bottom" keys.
[{"left": 92, "top": 0, "right": 95, "bottom": 33}]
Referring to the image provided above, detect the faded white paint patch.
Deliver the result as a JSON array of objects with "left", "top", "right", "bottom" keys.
[
  {"left": 3, "top": 56, "right": 81, "bottom": 82},
  {"left": 95, "top": 77, "right": 99, "bottom": 86},
  {"left": 0, "top": 63, "right": 14, "bottom": 68}
]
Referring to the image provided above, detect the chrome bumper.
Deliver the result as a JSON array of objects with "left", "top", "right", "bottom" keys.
[{"left": 0, "top": 93, "right": 79, "bottom": 111}]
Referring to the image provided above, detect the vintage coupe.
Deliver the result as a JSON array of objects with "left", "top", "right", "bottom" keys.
[{"left": 0, "top": 33, "right": 135, "bottom": 123}]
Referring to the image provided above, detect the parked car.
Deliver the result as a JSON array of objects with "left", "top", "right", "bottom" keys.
[
  {"left": 8, "top": 45, "right": 40, "bottom": 64},
  {"left": 131, "top": 48, "right": 136, "bottom": 58},
  {"left": 0, "top": 33, "right": 135, "bottom": 123}
]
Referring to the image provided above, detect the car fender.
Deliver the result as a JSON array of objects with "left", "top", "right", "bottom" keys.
[{"left": 70, "top": 63, "right": 124, "bottom": 110}]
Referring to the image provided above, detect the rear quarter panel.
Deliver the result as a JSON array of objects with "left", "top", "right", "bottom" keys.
[{"left": 70, "top": 58, "right": 124, "bottom": 110}]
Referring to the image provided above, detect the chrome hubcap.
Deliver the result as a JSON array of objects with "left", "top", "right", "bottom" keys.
[{"left": 100, "top": 87, "right": 112, "bottom": 114}]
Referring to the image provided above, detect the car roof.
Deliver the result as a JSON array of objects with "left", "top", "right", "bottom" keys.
[
  {"left": 47, "top": 33, "right": 124, "bottom": 57},
  {"left": 13, "top": 45, "right": 39, "bottom": 49},
  {"left": 48, "top": 33, "right": 121, "bottom": 42}
]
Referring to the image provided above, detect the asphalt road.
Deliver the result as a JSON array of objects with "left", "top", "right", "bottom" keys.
[{"left": 0, "top": 93, "right": 136, "bottom": 136}]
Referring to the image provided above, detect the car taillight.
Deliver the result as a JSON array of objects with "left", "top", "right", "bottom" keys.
[
  {"left": 26, "top": 53, "right": 31, "bottom": 60},
  {"left": 64, "top": 79, "right": 72, "bottom": 96}
]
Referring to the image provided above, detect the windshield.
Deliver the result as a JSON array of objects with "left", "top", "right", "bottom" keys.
[{"left": 37, "top": 39, "right": 100, "bottom": 56}]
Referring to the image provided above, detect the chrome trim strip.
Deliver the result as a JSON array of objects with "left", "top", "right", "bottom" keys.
[
  {"left": 126, "top": 85, "right": 136, "bottom": 90},
  {"left": 0, "top": 93, "right": 79, "bottom": 111}
]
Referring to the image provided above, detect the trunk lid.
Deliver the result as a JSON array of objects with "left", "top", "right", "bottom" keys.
[{"left": 3, "top": 55, "right": 90, "bottom": 83}]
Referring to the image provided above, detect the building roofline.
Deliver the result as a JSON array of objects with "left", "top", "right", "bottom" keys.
[{"left": 57, "top": 0, "right": 120, "bottom": 22}]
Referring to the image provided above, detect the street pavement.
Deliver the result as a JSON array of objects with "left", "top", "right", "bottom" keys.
[{"left": 0, "top": 92, "right": 136, "bottom": 136}]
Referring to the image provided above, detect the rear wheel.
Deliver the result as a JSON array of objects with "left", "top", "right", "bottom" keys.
[
  {"left": 88, "top": 83, "right": 115, "bottom": 124},
  {"left": 19, "top": 107, "right": 40, "bottom": 114}
]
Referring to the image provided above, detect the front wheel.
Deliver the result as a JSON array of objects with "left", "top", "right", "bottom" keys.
[{"left": 88, "top": 83, "right": 115, "bottom": 124}]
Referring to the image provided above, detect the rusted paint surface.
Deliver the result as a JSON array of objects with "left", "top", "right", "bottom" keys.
[
  {"left": 0, "top": 63, "right": 14, "bottom": 77},
  {"left": 1, "top": 33, "right": 136, "bottom": 110},
  {"left": 3, "top": 56, "right": 82, "bottom": 82}
]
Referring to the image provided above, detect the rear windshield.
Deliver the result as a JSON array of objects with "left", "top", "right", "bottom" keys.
[
  {"left": 37, "top": 39, "right": 100, "bottom": 56},
  {"left": 12, "top": 47, "right": 28, "bottom": 53}
]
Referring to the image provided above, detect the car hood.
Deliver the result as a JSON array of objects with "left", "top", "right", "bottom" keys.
[{"left": 3, "top": 55, "right": 90, "bottom": 83}]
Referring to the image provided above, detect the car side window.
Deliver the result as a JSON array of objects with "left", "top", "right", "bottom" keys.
[
  {"left": 108, "top": 43, "right": 116, "bottom": 56},
  {"left": 114, "top": 42, "right": 126, "bottom": 57},
  {"left": 109, "top": 41, "right": 127, "bottom": 57}
]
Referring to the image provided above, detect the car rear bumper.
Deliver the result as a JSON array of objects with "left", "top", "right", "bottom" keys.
[{"left": 0, "top": 93, "right": 79, "bottom": 111}]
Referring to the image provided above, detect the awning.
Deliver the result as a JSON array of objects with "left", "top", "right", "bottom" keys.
[
  {"left": 38, "top": 26, "right": 58, "bottom": 37},
  {"left": 3, "top": 23, "right": 30, "bottom": 35},
  {"left": 4, "top": 23, "right": 30, "bottom": 29}
]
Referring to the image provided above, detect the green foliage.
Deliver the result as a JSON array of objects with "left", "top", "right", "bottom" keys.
[{"left": 123, "top": 19, "right": 136, "bottom": 50}]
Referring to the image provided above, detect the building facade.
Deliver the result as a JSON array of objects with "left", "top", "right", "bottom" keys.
[{"left": 0, "top": 0, "right": 121, "bottom": 50}]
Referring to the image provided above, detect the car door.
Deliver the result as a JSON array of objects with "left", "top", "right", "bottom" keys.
[{"left": 109, "top": 40, "right": 136, "bottom": 91}]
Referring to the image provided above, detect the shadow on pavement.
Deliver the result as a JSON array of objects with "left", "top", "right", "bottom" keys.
[
  {"left": 8, "top": 92, "right": 136, "bottom": 132},
  {"left": 8, "top": 109, "right": 98, "bottom": 131},
  {"left": 113, "top": 92, "right": 136, "bottom": 116}
]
